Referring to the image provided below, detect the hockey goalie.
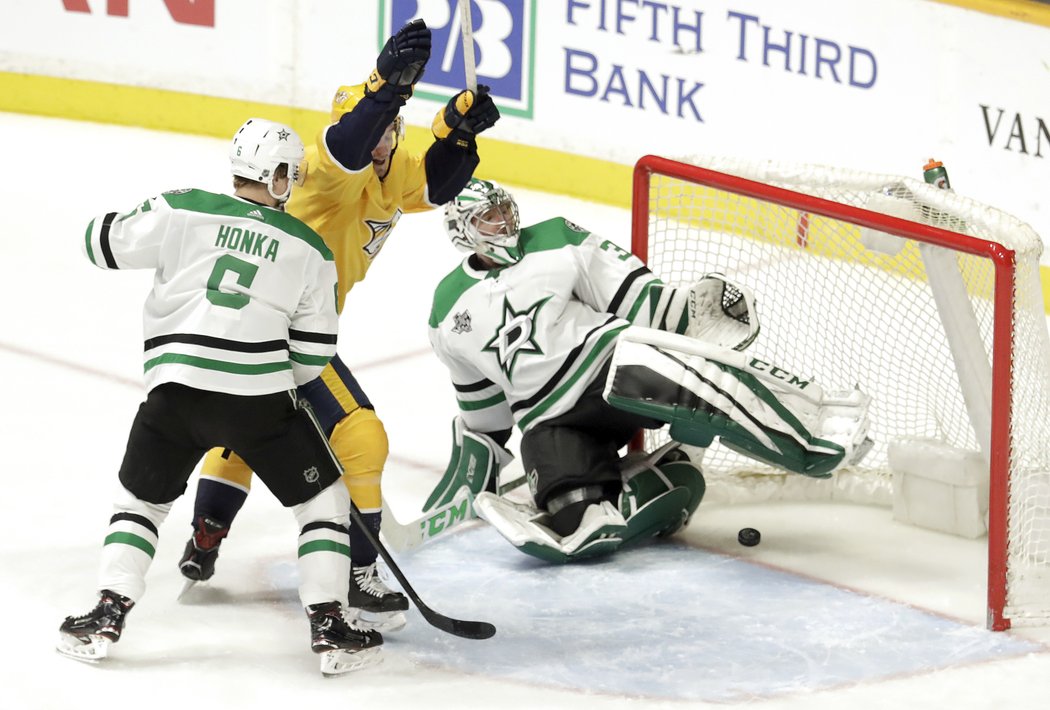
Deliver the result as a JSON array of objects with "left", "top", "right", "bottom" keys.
[{"left": 423, "top": 178, "right": 873, "bottom": 563}]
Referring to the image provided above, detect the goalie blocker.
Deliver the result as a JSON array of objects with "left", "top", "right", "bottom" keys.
[{"left": 604, "top": 327, "right": 873, "bottom": 478}]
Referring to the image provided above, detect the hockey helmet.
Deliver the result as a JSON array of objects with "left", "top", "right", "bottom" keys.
[
  {"left": 229, "top": 118, "right": 304, "bottom": 204},
  {"left": 444, "top": 178, "right": 522, "bottom": 265}
]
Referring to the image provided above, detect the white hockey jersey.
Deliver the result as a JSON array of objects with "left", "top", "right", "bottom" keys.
[
  {"left": 83, "top": 189, "right": 339, "bottom": 396},
  {"left": 428, "top": 217, "right": 670, "bottom": 434}
]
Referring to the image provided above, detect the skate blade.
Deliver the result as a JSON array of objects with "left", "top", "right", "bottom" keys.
[
  {"left": 319, "top": 646, "right": 383, "bottom": 676},
  {"left": 177, "top": 578, "right": 198, "bottom": 602},
  {"left": 349, "top": 609, "right": 407, "bottom": 633},
  {"left": 56, "top": 634, "right": 110, "bottom": 663}
]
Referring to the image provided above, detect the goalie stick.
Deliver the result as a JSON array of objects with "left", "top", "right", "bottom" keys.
[
  {"left": 380, "top": 451, "right": 531, "bottom": 552},
  {"left": 298, "top": 397, "right": 496, "bottom": 640},
  {"left": 380, "top": 487, "right": 480, "bottom": 552}
]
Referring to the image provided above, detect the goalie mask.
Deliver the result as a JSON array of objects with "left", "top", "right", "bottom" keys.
[
  {"left": 444, "top": 178, "right": 522, "bottom": 265},
  {"left": 229, "top": 118, "right": 304, "bottom": 205}
]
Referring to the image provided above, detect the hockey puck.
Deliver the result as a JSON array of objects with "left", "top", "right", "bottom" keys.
[{"left": 737, "top": 527, "right": 761, "bottom": 546}]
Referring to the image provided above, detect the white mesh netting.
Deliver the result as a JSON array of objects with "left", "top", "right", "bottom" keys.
[{"left": 638, "top": 156, "right": 1050, "bottom": 624}]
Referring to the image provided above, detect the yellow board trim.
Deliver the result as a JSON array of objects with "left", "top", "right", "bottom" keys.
[
  {"left": 932, "top": 0, "right": 1050, "bottom": 28},
  {"left": 2, "top": 70, "right": 1046, "bottom": 311},
  {"left": 0, "top": 71, "right": 632, "bottom": 208}
]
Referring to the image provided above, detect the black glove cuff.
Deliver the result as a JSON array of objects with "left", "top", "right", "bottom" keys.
[{"left": 364, "top": 82, "right": 410, "bottom": 104}]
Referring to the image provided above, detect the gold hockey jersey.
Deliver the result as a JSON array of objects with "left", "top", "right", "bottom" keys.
[{"left": 289, "top": 125, "right": 434, "bottom": 312}]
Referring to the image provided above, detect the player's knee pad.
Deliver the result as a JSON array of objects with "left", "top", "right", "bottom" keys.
[
  {"left": 292, "top": 481, "right": 351, "bottom": 530},
  {"left": 293, "top": 483, "right": 351, "bottom": 608},
  {"left": 113, "top": 484, "right": 174, "bottom": 530},
  {"left": 330, "top": 407, "right": 388, "bottom": 510},
  {"left": 98, "top": 487, "right": 175, "bottom": 600},
  {"left": 200, "top": 447, "right": 255, "bottom": 490}
]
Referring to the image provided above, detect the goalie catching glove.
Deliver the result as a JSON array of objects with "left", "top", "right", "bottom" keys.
[
  {"left": 432, "top": 85, "right": 501, "bottom": 149},
  {"left": 604, "top": 327, "right": 873, "bottom": 478},
  {"left": 642, "top": 274, "right": 759, "bottom": 350},
  {"left": 366, "top": 18, "right": 431, "bottom": 99},
  {"left": 684, "top": 274, "right": 759, "bottom": 349}
]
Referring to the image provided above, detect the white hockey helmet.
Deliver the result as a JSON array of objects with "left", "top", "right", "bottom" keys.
[
  {"left": 444, "top": 178, "right": 522, "bottom": 265},
  {"left": 229, "top": 118, "right": 304, "bottom": 204}
]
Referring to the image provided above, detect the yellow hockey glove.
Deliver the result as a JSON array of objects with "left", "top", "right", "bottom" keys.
[{"left": 432, "top": 85, "right": 501, "bottom": 148}]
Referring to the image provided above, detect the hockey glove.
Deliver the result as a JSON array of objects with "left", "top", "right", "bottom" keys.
[
  {"left": 366, "top": 18, "right": 431, "bottom": 99},
  {"left": 432, "top": 85, "right": 501, "bottom": 149}
]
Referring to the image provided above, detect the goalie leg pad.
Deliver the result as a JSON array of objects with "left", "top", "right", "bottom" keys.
[
  {"left": 423, "top": 417, "right": 512, "bottom": 512},
  {"left": 605, "top": 327, "right": 872, "bottom": 478},
  {"left": 619, "top": 459, "right": 706, "bottom": 543},
  {"left": 474, "top": 492, "right": 626, "bottom": 564}
]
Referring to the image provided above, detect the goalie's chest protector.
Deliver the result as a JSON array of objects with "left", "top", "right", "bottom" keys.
[{"left": 431, "top": 225, "right": 630, "bottom": 429}]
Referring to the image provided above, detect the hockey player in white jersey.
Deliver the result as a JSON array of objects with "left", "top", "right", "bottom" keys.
[
  {"left": 425, "top": 178, "right": 873, "bottom": 562},
  {"left": 58, "top": 118, "right": 382, "bottom": 676}
]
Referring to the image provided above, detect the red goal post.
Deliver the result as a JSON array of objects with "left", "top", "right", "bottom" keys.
[{"left": 631, "top": 154, "right": 1050, "bottom": 630}]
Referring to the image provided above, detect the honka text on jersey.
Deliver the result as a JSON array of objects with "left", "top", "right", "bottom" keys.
[
  {"left": 215, "top": 225, "right": 280, "bottom": 262},
  {"left": 81, "top": 188, "right": 339, "bottom": 397}
]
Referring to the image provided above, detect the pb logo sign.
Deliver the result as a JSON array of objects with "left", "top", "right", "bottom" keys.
[{"left": 384, "top": 0, "right": 535, "bottom": 118}]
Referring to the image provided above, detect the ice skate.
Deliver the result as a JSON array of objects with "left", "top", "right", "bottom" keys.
[
  {"left": 178, "top": 515, "right": 229, "bottom": 593},
  {"left": 346, "top": 562, "right": 409, "bottom": 632},
  {"left": 57, "top": 590, "right": 134, "bottom": 662},
  {"left": 307, "top": 601, "right": 384, "bottom": 676}
]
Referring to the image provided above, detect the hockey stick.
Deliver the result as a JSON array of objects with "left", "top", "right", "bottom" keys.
[
  {"left": 458, "top": 0, "right": 477, "bottom": 93},
  {"left": 380, "top": 487, "right": 479, "bottom": 552},
  {"left": 298, "top": 397, "right": 496, "bottom": 640}
]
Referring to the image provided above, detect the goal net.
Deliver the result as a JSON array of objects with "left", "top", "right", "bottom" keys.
[{"left": 632, "top": 155, "right": 1050, "bottom": 630}]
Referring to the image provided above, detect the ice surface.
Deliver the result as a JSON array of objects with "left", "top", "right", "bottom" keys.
[{"left": 2, "top": 113, "right": 1049, "bottom": 710}]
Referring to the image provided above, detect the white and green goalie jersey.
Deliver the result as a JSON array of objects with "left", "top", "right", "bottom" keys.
[
  {"left": 83, "top": 189, "right": 339, "bottom": 396},
  {"left": 428, "top": 217, "right": 675, "bottom": 434}
]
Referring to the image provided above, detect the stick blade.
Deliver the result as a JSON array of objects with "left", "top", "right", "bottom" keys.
[{"left": 419, "top": 605, "right": 496, "bottom": 640}]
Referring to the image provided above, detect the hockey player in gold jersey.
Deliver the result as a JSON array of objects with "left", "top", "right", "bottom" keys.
[{"left": 180, "top": 18, "right": 500, "bottom": 632}]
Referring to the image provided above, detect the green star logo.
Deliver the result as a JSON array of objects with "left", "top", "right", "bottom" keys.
[{"left": 483, "top": 295, "right": 550, "bottom": 380}]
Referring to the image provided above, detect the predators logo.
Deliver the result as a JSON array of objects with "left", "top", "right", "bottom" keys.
[{"left": 363, "top": 209, "right": 402, "bottom": 259}]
